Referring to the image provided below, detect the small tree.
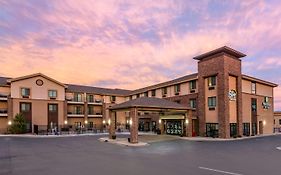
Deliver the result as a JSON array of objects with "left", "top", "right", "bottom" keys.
[{"left": 9, "top": 113, "right": 27, "bottom": 134}]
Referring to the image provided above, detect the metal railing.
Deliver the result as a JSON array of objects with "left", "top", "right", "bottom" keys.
[
  {"left": 0, "top": 109, "right": 8, "bottom": 114},
  {"left": 274, "top": 127, "right": 281, "bottom": 133}
]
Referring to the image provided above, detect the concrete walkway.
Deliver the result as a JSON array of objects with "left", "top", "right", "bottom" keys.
[
  {"left": 99, "top": 137, "right": 149, "bottom": 147},
  {"left": 180, "top": 133, "right": 281, "bottom": 142}
]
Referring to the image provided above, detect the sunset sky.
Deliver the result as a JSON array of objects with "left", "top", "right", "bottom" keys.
[{"left": 0, "top": 0, "right": 281, "bottom": 110}]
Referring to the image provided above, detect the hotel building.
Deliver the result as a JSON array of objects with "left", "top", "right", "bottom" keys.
[{"left": 0, "top": 46, "right": 278, "bottom": 138}]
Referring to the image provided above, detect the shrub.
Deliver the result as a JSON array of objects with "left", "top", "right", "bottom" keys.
[{"left": 9, "top": 113, "right": 27, "bottom": 134}]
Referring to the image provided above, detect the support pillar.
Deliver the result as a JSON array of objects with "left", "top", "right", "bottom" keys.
[
  {"left": 130, "top": 107, "right": 138, "bottom": 143},
  {"left": 185, "top": 110, "right": 193, "bottom": 137},
  {"left": 109, "top": 110, "right": 116, "bottom": 139}
]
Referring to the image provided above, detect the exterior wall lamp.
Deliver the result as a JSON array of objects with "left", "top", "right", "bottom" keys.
[
  {"left": 159, "top": 119, "right": 162, "bottom": 124},
  {"left": 8, "top": 120, "right": 12, "bottom": 126},
  {"left": 185, "top": 119, "right": 189, "bottom": 124},
  {"left": 64, "top": 120, "right": 68, "bottom": 125}
]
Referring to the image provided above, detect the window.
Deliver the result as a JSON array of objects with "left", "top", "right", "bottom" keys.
[
  {"left": 251, "top": 98, "right": 257, "bottom": 112},
  {"left": 129, "top": 96, "right": 133, "bottom": 100},
  {"left": 151, "top": 90, "right": 156, "bottom": 97},
  {"left": 230, "top": 123, "right": 237, "bottom": 137},
  {"left": 208, "top": 76, "right": 216, "bottom": 87},
  {"left": 74, "top": 93, "right": 83, "bottom": 102},
  {"left": 162, "top": 87, "right": 167, "bottom": 97},
  {"left": 136, "top": 94, "right": 140, "bottom": 98},
  {"left": 87, "top": 95, "right": 94, "bottom": 102},
  {"left": 21, "top": 88, "right": 30, "bottom": 97},
  {"left": 144, "top": 92, "right": 148, "bottom": 97},
  {"left": 110, "top": 96, "right": 116, "bottom": 102},
  {"left": 243, "top": 123, "right": 250, "bottom": 136},
  {"left": 174, "top": 84, "right": 180, "bottom": 94},
  {"left": 48, "top": 90, "right": 57, "bottom": 99},
  {"left": 190, "top": 99, "right": 196, "bottom": 108},
  {"left": 20, "top": 103, "right": 31, "bottom": 112},
  {"left": 74, "top": 122, "right": 81, "bottom": 128},
  {"left": 74, "top": 106, "right": 82, "bottom": 114},
  {"left": 174, "top": 100, "right": 181, "bottom": 104},
  {"left": 208, "top": 97, "right": 216, "bottom": 109},
  {"left": 264, "top": 96, "right": 269, "bottom": 103},
  {"left": 89, "top": 122, "right": 94, "bottom": 128},
  {"left": 279, "top": 119, "right": 281, "bottom": 125},
  {"left": 206, "top": 123, "right": 219, "bottom": 137},
  {"left": 251, "top": 82, "right": 256, "bottom": 94},
  {"left": 88, "top": 106, "right": 94, "bottom": 115},
  {"left": 252, "top": 123, "right": 257, "bottom": 135},
  {"left": 48, "top": 104, "right": 57, "bottom": 112},
  {"left": 189, "top": 80, "right": 196, "bottom": 92}
]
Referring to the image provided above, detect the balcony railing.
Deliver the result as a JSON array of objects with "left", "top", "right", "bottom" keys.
[
  {"left": 0, "top": 109, "right": 8, "bottom": 117},
  {"left": 88, "top": 112, "right": 102, "bottom": 115},
  {"left": 66, "top": 97, "right": 84, "bottom": 103},
  {"left": 87, "top": 99, "right": 103, "bottom": 104},
  {"left": 0, "top": 109, "right": 8, "bottom": 114},
  {"left": 0, "top": 94, "right": 8, "bottom": 101},
  {"left": 67, "top": 111, "right": 84, "bottom": 115}
]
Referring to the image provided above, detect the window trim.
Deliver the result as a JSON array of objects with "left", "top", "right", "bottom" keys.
[
  {"left": 48, "top": 90, "right": 57, "bottom": 99},
  {"left": 251, "top": 82, "right": 256, "bottom": 94},
  {"left": 208, "top": 76, "right": 217, "bottom": 87},
  {"left": 208, "top": 96, "right": 216, "bottom": 109},
  {"left": 21, "top": 87, "right": 31, "bottom": 98}
]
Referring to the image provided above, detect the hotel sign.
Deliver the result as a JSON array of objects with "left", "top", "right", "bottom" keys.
[
  {"left": 262, "top": 102, "right": 271, "bottom": 109},
  {"left": 228, "top": 89, "right": 237, "bottom": 101}
]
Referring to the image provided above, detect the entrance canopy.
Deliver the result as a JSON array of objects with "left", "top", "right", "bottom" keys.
[
  {"left": 109, "top": 97, "right": 190, "bottom": 111},
  {"left": 108, "top": 97, "right": 194, "bottom": 144}
]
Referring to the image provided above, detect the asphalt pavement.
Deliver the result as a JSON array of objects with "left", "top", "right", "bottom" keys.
[{"left": 0, "top": 134, "right": 280, "bottom": 175}]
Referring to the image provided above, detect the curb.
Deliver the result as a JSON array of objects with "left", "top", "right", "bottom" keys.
[
  {"left": 99, "top": 137, "right": 149, "bottom": 147},
  {"left": 180, "top": 133, "right": 281, "bottom": 142}
]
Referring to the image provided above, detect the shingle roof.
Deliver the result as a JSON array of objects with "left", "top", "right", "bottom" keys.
[
  {"left": 0, "top": 77, "right": 10, "bottom": 86},
  {"left": 193, "top": 46, "right": 246, "bottom": 60},
  {"left": 66, "top": 84, "right": 132, "bottom": 96},
  {"left": 130, "top": 73, "right": 198, "bottom": 95},
  {"left": 109, "top": 97, "right": 189, "bottom": 110}
]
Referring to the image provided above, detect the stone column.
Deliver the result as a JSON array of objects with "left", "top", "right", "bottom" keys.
[
  {"left": 185, "top": 110, "right": 193, "bottom": 137},
  {"left": 130, "top": 107, "right": 138, "bottom": 143},
  {"left": 109, "top": 110, "right": 116, "bottom": 139}
]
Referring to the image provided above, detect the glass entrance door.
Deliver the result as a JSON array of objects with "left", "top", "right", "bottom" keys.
[{"left": 166, "top": 120, "right": 182, "bottom": 135}]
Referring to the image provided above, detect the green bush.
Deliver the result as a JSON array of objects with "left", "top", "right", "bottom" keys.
[{"left": 9, "top": 113, "right": 27, "bottom": 134}]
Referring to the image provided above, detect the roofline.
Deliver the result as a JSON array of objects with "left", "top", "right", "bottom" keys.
[
  {"left": 242, "top": 74, "right": 278, "bottom": 87},
  {"left": 7, "top": 73, "right": 67, "bottom": 88},
  {"left": 193, "top": 46, "right": 246, "bottom": 60},
  {"left": 129, "top": 73, "right": 198, "bottom": 95},
  {"left": 109, "top": 105, "right": 189, "bottom": 111}
]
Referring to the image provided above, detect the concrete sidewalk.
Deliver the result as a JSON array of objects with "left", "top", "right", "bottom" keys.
[
  {"left": 180, "top": 133, "right": 281, "bottom": 142},
  {"left": 99, "top": 137, "right": 149, "bottom": 147}
]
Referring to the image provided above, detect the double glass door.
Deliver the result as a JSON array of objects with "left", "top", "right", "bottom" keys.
[{"left": 166, "top": 120, "right": 182, "bottom": 135}]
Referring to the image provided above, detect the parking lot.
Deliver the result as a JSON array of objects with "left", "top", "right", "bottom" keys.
[{"left": 0, "top": 134, "right": 280, "bottom": 175}]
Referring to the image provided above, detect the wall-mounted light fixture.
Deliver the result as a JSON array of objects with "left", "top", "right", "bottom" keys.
[
  {"left": 64, "top": 120, "right": 68, "bottom": 125},
  {"left": 85, "top": 120, "right": 88, "bottom": 124},
  {"left": 185, "top": 119, "right": 189, "bottom": 124},
  {"left": 8, "top": 120, "right": 12, "bottom": 125},
  {"left": 159, "top": 119, "right": 162, "bottom": 124},
  {"left": 129, "top": 119, "right": 133, "bottom": 126}
]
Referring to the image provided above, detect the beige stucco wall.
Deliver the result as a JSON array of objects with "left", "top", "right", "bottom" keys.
[
  {"left": 242, "top": 93, "right": 274, "bottom": 134},
  {"left": 0, "top": 102, "right": 8, "bottom": 109},
  {"left": 229, "top": 76, "right": 237, "bottom": 123},
  {"left": 0, "top": 86, "right": 10, "bottom": 95},
  {"left": 242, "top": 79, "right": 273, "bottom": 97},
  {"left": 11, "top": 76, "right": 65, "bottom": 100},
  {"left": 274, "top": 113, "right": 281, "bottom": 128},
  {"left": 242, "top": 79, "right": 252, "bottom": 94},
  {"left": 12, "top": 99, "right": 65, "bottom": 126},
  {"left": 205, "top": 78, "right": 218, "bottom": 123}
]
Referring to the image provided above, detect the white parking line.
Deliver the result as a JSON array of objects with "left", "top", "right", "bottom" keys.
[
  {"left": 277, "top": 147, "right": 281, "bottom": 150},
  {"left": 198, "top": 167, "right": 243, "bottom": 175}
]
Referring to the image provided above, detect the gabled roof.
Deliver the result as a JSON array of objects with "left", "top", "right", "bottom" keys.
[
  {"left": 193, "top": 46, "right": 246, "bottom": 60},
  {"left": 130, "top": 73, "right": 198, "bottom": 95},
  {"left": 66, "top": 84, "right": 132, "bottom": 96},
  {"left": 109, "top": 97, "right": 189, "bottom": 110},
  {"left": 7, "top": 73, "right": 67, "bottom": 88}
]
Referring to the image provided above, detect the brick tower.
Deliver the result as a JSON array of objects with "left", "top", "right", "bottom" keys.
[{"left": 194, "top": 46, "right": 246, "bottom": 138}]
